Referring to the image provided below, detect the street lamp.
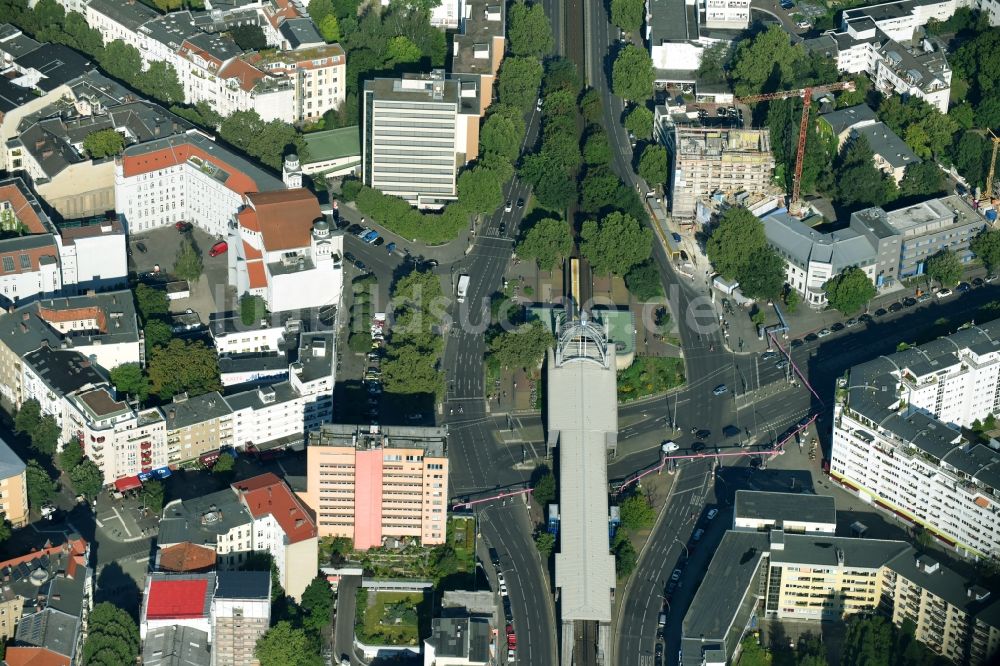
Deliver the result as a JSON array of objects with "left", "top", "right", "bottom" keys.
[{"left": 674, "top": 537, "right": 689, "bottom": 559}]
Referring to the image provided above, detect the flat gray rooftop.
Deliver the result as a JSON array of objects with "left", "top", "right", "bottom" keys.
[{"left": 734, "top": 490, "right": 836, "bottom": 527}]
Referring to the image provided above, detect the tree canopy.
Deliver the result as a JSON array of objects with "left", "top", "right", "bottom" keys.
[
  {"left": 219, "top": 110, "right": 308, "bottom": 171},
  {"left": 612, "top": 44, "right": 654, "bottom": 101},
  {"left": 255, "top": 621, "right": 321, "bottom": 666},
  {"left": 582, "top": 127, "right": 612, "bottom": 166},
  {"left": 26, "top": 460, "right": 56, "bottom": 509},
  {"left": 173, "top": 238, "right": 203, "bottom": 283},
  {"left": 580, "top": 212, "right": 652, "bottom": 276},
  {"left": 82, "top": 603, "right": 140, "bottom": 666},
  {"left": 70, "top": 460, "right": 103, "bottom": 500},
  {"left": 508, "top": 1, "right": 553, "bottom": 57},
  {"left": 972, "top": 229, "right": 1000, "bottom": 274},
  {"left": 230, "top": 25, "right": 267, "bottom": 50},
  {"left": 134, "top": 283, "right": 169, "bottom": 321},
  {"left": 836, "top": 135, "right": 898, "bottom": 210},
  {"left": 382, "top": 271, "right": 445, "bottom": 396},
  {"left": 516, "top": 217, "right": 573, "bottom": 270},
  {"left": 824, "top": 267, "right": 876, "bottom": 314},
  {"left": 479, "top": 105, "right": 526, "bottom": 163},
  {"left": 624, "top": 260, "right": 664, "bottom": 301},
  {"left": 83, "top": 130, "right": 124, "bottom": 159},
  {"left": 488, "top": 320, "right": 554, "bottom": 371},
  {"left": 497, "top": 56, "right": 544, "bottom": 112},
  {"left": 706, "top": 207, "right": 786, "bottom": 301},
  {"left": 624, "top": 106, "right": 653, "bottom": 140},
  {"left": 926, "top": 249, "right": 962, "bottom": 288},
  {"left": 530, "top": 466, "right": 556, "bottom": 506},
  {"left": 610, "top": 0, "right": 645, "bottom": 32},
  {"left": 637, "top": 144, "right": 668, "bottom": 186},
  {"left": 147, "top": 339, "right": 222, "bottom": 400},
  {"left": 619, "top": 491, "right": 655, "bottom": 529},
  {"left": 457, "top": 165, "right": 503, "bottom": 214},
  {"left": 110, "top": 363, "right": 150, "bottom": 403}
]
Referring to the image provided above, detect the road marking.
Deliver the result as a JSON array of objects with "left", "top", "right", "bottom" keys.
[{"left": 113, "top": 506, "right": 134, "bottom": 538}]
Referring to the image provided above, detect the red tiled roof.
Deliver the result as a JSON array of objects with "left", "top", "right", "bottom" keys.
[
  {"left": 0, "top": 537, "right": 87, "bottom": 573},
  {"left": 158, "top": 542, "right": 217, "bottom": 573},
  {"left": 121, "top": 143, "right": 259, "bottom": 196},
  {"left": 244, "top": 189, "right": 321, "bottom": 252},
  {"left": 146, "top": 579, "right": 210, "bottom": 619},
  {"left": 246, "top": 260, "right": 268, "bottom": 290},
  {"left": 237, "top": 207, "right": 260, "bottom": 233},
  {"left": 233, "top": 473, "right": 317, "bottom": 544},
  {"left": 0, "top": 243, "right": 59, "bottom": 275},
  {"left": 219, "top": 59, "right": 266, "bottom": 93},
  {"left": 242, "top": 240, "right": 262, "bottom": 260},
  {"left": 36, "top": 305, "right": 106, "bottom": 331},
  {"left": 0, "top": 182, "right": 49, "bottom": 234},
  {"left": 178, "top": 40, "right": 222, "bottom": 69},
  {"left": 4, "top": 647, "right": 70, "bottom": 666}
]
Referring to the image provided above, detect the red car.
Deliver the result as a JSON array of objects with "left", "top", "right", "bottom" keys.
[
  {"left": 175, "top": 221, "right": 192, "bottom": 232},
  {"left": 209, "top": 240, "right": 228, "bottom": 257}
]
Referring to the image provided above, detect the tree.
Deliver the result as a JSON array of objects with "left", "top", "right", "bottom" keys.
[
  {"left": 480, "top": 105, "right": 525, "bottom": 163},
  {"left": 147, "top": 339, "right": 222, "bottom": 400},
  {"left": 612, "top": 44, "right": 654, "bottom": 101},
  {"left": 212, "top": 453, "right": 235, "bottom": 474},
  {"left": 731, "top": 26, "right": 802, "bottom": 96},
  {"left": 508, "top": 1, "right": 553, "bottom": 58},
  {"left": 836, "top": 135, "right": 898, "bottom": 209},
  {"left": 110, "top": 363, "right": 149, "bottom": 403},
  {"left": 530, "top": 466, "right": 556, "bottom": 506},
  {"left": 386, "top": 35, "right": 421, "bottom": 65},
  {"left": 230, "top": 24, "right": 266, "bottom": 50},
  {"left": 706, "top": 207, "right": 767, "bottom": 280},
  {"left": 30, "top": 416, "right": 60, "bottom": 456},
  {"left": 240, "top": 294, "right": 268, "bottom": 327},
  {"left": 637, "top": 144, "right": 668, "bottom": 186},
  {"left": 611, "top": 0, "right": 644, "bottom": 32},
  {"left": 543, "top": 57, "right": 579, "bottom": 95},
  {"left": 696, "top": 42, "right": 729, "bottom": 84},
  {"left": 172, "top": 239, "right": 203, "bottom": 283},
  {"left": 579, "top": 88, "right": 603, "bottom": 124},
  {"left": 619, "top": 491, "right": 655, "bottom": 529},
  {"left": 134, "top": 283, "right": 169, "bottom": 321},
  {"left": 624, "top": 260, "right": 664, "bottom": 301},
  {"left": 58, "top": 439, "right": 84, "bottom": 473},
  {"left": 824, "top": 267, "right": 876, "bottom": 315},
  {"left": 582, "top": 127, "right": 611, "bottom": 165},
  {"left": 535, "top": 531, "right": 556, "bottom": 558},
  {"left": 580, "top": 212, "right": 652, "bottom": 276},
  {"left": 972, "top": 229, "right": 1000, "bottom": 274},
  {"left": 497, "top": 57, "right": 544, "bottom": 112},
  {"left": 516, "top": 217, "right": 573, "bottom": 270},
  {"left": 69, "top": 460, "right": 103, "bottom": 500},
  {"left": 144, "top": 320, "right": 172, "bottom": 350},
  {"left": 624, "top": 106, "right": 653, "bottom": 140},
  {"left": 926, "top": 249, "right": 962, "bottom": 288},
  {"left": 899, "top": 161, "right": 946, "bottom": 200},
  {"left": 83, "top": 603, "right": 140, "bottom": 666},
  {"left": 141, "top": 479, "right": 165, "bottom": 515},
  {"left": 14, "top": 399, "right": 41, "bottom": 438},
  {"left": 739, "top": 248, "right": 786, "bottom": 302},
  {"left": 488, "top": 320, "right": 554, "bottom": 370},
  {"left": 26, "top": 460, "right": 56, "bottom": 509},
  {"left": 458, "top": 166, "right": 503, "bottom": 214},
  {"left": 841, "top": 615, "right": 893, "bottom": 666},
  {"left": 83, "top": 129, "right": 124, "bottom": 159},
  {"left": 580, "top": 165, "right": 623, "bottom": 213},
  {"left": 308, "top": 0, "right": 335, "bottom": 23},
  {"left": 98, "top": 40, "right": 143, "bottom": 86},
  {"left": 520, "top": 153, "right": 577, "bottom": 210},
  {"left": 318, "top": 14, "right": 340, "bottom": 42},
  {"left": 951, "top": 131, "right": 990, "bottom": 190},
  {"left": 614, "top": 537, "right": 637, "bottom": 577},
  {"left": 299, "top": 577, "right": 334, "bottom": 636},
  {"left": 219, "top": 110, "right": 307, "bottom": 171}
]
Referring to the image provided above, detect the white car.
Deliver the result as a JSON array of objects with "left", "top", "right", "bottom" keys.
[
  {"left": 504, "top": 200, "right": 513, "bottom": 213},
  {"left": 662, "top": 440, "right": 679, "bottom": 453},
  {"left": 796, "top": 20, "right": 811, "bottom": 28},
  {"left": 670, "top": 568, "right": 682, "bottom": 582},
  {"left": 536, "top": 97, "right": 543, "bottom": 111},
  {"left": 816, "top": 328, "right": 832, "bottom": 338},
  {"left": 499, "top": 584, "right": 508, "bottom": 596},
  {"left": 508, "top": 648, "right": 516, "bottom": 662},
  {"left": 497, "top": 572, "right": 506, "bottom": 585},
  {"left": 707, "top": 508, "right": 719, "bottom": 520},
  {"left": 935, "top": 288, "right": 953, "bottom": 298}
]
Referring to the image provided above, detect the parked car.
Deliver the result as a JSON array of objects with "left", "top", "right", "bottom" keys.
[
  {"left": 888, "top": 302, "right": 903, "bottom": 312},
  {"left": 175, "top": 221, "right": 192, "bottom": 232},
  {"left": 707, "top": 508, "right": 718, "bottom": 520},
  {"left": 386, "top": 242, "right": 396, "bottom": 253},
  {"left": 936, "top": 288, "right": 953, "bottom": 298},
  {"left": 804, "top": 332, "right": 819, "bottom": 341},
  {"left": 816, "top": 328, "right": 832, "bottom": 338},
  {"left": 135, "top": 241, "right": 147, "bottom": 253},
  {"left": 973, "top": 277, "right": 985, "bottom": 287},
  {"left": 917, "top": 293, "right": 932, "bottom": 303},
  {"left": 695, "top": 429, "right": 711, "bottom": 440},
  {"left": 692, "top": 528, "right": 704, "bottom": 541},
  {"left": 796, "top": 20, "right": 811, "bottom": 28},
  {"left": 874, "top": 308, "right": 887, "bottom": 317},
  {"left": 497, "top": 572, "right": 506, "bottom": 585},
  {"left": 761, "top": 351, "right": 778, "bottom": 361},
  {"left": 775, "top": 360, "right": 789, "bottom": 370},
  {"left": 845, "top": 318, "right": 858, "bottom": 328},
  {"left": 831, "top": 322, "right": 845, "bottom": 332},
  {"left": 209, "top": 240, "right": 227, "bottom": 257},
  {"left": 354, "top": 259, "right": 366, "bottom": 271},
  {"left": 372, "top": 236, "right": 385, "bottom": 247},
  {"left": 670, "top": 568, "right": 682, "bottom": 582},
  {"left": 671, "top": 232, "right": 682, "bottom": 243},
  {"left": 957, "top": 282, "right": 971, "bottom": 293},
  {"left": 903, "top": 297, "right": 917, "bottom": 307}
]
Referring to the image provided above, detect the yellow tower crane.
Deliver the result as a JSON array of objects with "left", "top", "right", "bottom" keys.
[{"left": 985, "top": 129, "right": 1000, "bottom": 203}]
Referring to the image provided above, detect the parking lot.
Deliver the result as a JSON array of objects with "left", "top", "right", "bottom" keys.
[{"left": 129, "top": 225, "right": 233, "bottom": 321}]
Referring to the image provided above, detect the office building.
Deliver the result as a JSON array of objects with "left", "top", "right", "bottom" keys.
[
  {"left": 882, "top": 194, "right": 985, "bottom": 279},
  {"left": 211, "top": 571, "right": 271, "bottom": 666},
  {"left": 362, "top": 70, "right": 481, "bottom": 209},
  {"left": 304, "top": 423, "right": 450, "bottom": 548},
  {"left": 158, "top": 473, "right": 318, "bottom": 601},
  {"left": 668, "top": 127, "right": 775, "bottom": 220},
  {"left": 831, "top": 319, "right": 1000, "bottom": 558},
  {"left": 0, "top": 434, "right": 28, "bottom": 528}
]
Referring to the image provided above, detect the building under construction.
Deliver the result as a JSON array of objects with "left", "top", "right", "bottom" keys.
[{"left": 668, "top": 127, "right": 775, "bottom": 221}]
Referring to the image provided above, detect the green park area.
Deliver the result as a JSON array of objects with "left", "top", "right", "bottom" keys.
[
  {"left": 617, "top": 356, "right": 685, "bottom": 401},
  {"left": 354, "top": 589, "right": 429, "bottom": 646}
]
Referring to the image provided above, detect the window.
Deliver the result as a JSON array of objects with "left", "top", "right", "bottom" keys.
[
  {"left": 1, "top": 257, "right": 12, "bottom": 272},
  {"left": 18, "top": 254, "right": 29, "bottom": 270}
]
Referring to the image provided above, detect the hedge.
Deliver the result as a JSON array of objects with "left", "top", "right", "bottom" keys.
[{"left": 354, "top": 187, "right": 470, "bottom": 245}]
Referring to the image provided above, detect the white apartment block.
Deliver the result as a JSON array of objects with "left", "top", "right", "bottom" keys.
[
  {"left": 831, "top": 319, "right": 1000, "bottom": 558},
  {"left": 363, "top": 70, "right": 481, "bottom": 209},
  {"left": 115, "top": 130, "right": 286, "bottom": 237},
  {"left": 63, "top": 385, "right": 168, "bottom": 484},
  {"left": 703, "top": 0, "right": 751, "bottom": 29}
]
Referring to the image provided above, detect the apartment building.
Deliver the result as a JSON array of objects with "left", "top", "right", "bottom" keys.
[
  {"left": 158, "top": 473, "right": 318, "bottom": 600},
  {"left": 0, "top": 291, "right": 142, "bottom": 409},
  {"left": 63, "top": 385, "right": 168, "bottom": 484},
  {"left": 55, "top": 213, "right": 128, "bottom": 294},
  {"left": 142, "top": 624, "right": 211, "bottom": 666},
  {"left": 304, "top": 423, "right": 450, "bottom": 549},
  {"left": 362, "top": 70, "right": 481, "bottom": 209},
  {"left": 764, "top": 211, "right": 878, "bottom": 308},
  {"left": 246, "top": 44, "right": 346, "bottom": 124},
  {"left": 211, "top": 570, "right": 272, "bottom": 666},
  {"left": 115, "top": 130, "right": 286, "bottom": 237},
  {"left": 831, "top": 319, "right": 1000, "bottom": 558},
  {"left": 21, "top": 346, "right": 105, "bottom": 431},
  {"left": 820, "top": 105, "right": 920, "bottom": 184},
  {"left": 681, "top": 492, "right": 1000, "bottom": 666},
  {"left": 450, "top": 0, "right": 506, "bottom": 115},
  {"left": 667, "top": 127, "right": 775, "bottom": 220},
  {"left": 231, "top": 187, "right": 344, "bottom": 313},
  {"left": 0, "top": 537, "right": 91, "bottom": 665},
  {"left": 163, "top": 392, "right": 234, "bottom": 467},
  {"left": 0, "top": 434, "right": 27, "bottom": 527},
  {"left": 0, "top": 178, "right": 61, "bottom": 308}
]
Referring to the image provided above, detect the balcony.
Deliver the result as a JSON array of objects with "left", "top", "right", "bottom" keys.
[{"left": 140, "top": 441, "right": 152, "bottom": 450}]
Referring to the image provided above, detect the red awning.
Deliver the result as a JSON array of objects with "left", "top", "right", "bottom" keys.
[{"left": 114, "top": 476, "right": 142, "bottom": 492}]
